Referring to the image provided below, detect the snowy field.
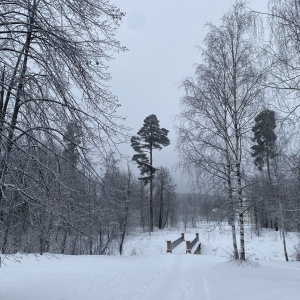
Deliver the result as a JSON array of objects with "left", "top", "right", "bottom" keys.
[{"left": 1, "top": 223, "right": 300, "bottom": 300}]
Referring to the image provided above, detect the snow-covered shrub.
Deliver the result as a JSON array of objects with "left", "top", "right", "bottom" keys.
[
  {"left": 293, "top": 242, "right": 300, "bottom": 261},
  {"left": 130, "top": 247, "right": 138, "bottom": 256},
  {"left": 295, "top": 248, "right": 300, "bottom": 261}
]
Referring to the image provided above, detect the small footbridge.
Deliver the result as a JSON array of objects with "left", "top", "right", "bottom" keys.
[{"left": 166, "top": 233, "right": 201, "bottom": 255}]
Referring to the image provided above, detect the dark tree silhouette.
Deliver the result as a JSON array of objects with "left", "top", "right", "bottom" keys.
[
  {"left": 131, "top": 114, "right": 170, "bottom": 232},
  {"left": 251, "top": 109, "right": 277, "bottom": 180}
]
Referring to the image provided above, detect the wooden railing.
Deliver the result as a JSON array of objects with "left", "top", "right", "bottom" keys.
[
  {"left": 166, "top": 233, "right": 185, "bottom": 253},
  {"left": 193, "top": 242, "right": 201, "bottom": 254},
  {"left": 186, "top": 233, "right": 199, "bottom": 254}
]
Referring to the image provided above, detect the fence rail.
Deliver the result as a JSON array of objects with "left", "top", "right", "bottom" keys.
[
  {"left": 194, "top": 243, "right": 201, "bottom": 254},
  {"left": 186, "top": 233, "right": 199, "bottom": 254},
  {"left": 172, "top": 236, "right": 183, "bottom": 249},
  {"left": 166, "top": 233, "right": 184, "bottom": 253}
]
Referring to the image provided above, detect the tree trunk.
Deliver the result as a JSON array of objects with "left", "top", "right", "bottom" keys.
[
  {"left": 61, "top": 227, "right": 68, "bottom": 254},
  {"left": 234, "top": 125, "right": 245, "bottom": 260},
  {"left": 45, "top": 217, "right": 53, "bottom": 253},
  {"left": 149, "top": 143, "right": 154, "bottom": 232},
  {"left": 140, "top": 182, "right": 145, "bottom": 230},
  {"left": 237, "top": 162, "right": 245, "bottom": 261},
  {"left": 119, "top": 169, "right": 131, "bottom": 255},
  {"left": 279, "top": 201, "right": 289, "bottom": 261},
  {"left": 225, "top": 108, "right": 239, "bottom": 260},
  {"left": 162, "top": 195, "right": 171, "bottom": 229},
  {"left": 1, "top": 196, "right": 14, "bottom": 254},
  {"left": 71, "top": 232, "right": 78, "bottom": 255},
  {"left": 158, "top": 178, "right": 164, "bottom": 229},
  {"left": 39, "top": 212, "right": 44, "bottom": 255},
  {"left": 89, "top": 237, "right": 93, "bottom": 255}
]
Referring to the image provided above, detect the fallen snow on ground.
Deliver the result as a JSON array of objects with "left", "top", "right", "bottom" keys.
[{"left": 1, "top": 224, "right": 300, "bottom": 300}]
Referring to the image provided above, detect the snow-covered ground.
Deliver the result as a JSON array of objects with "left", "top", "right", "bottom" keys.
[{"left": 1, "top": 223, "right": 300, "bottom": 300}]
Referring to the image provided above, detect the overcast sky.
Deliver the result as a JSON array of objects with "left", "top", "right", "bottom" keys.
[{"left": 109, "top": 0, "right": 268, "bottom": 192}]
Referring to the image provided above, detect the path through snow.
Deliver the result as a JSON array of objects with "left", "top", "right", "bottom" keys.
[
  {"left": 1, "top": 227, "right": 300, "bottom": 300},
  {"left": 0, "top": 253, "right": 227, "bottom": 300}
]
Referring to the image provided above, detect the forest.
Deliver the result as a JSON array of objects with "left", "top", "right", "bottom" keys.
[{"left": 1, "top": 0, "right": 300, "bottom": 263}]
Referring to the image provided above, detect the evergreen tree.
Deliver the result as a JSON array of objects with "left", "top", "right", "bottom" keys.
[
  {"left": 251, "top": 109, "right": 277, "bottom": 179},
  {"left": 63, "top": 121, "right": 83, "bottom": 166},
  {"left": 131, "top": 114, "right": 170, "bottom": 232}
]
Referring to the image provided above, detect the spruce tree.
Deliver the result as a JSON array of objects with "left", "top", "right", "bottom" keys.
[
  {"left": 251, "top": 109, "right": 277, "bottom": 180},
  {"left": 131, "top": 114, "right": 170, "bottom": 232}
]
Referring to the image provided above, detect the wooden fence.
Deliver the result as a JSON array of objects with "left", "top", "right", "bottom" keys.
[
  {"left": 186, "top": 233, "right": 200, "bottom": 254},
  {"left": 166, "top": 233, "right": 185, "bottom": 253},
  {"left": 193, "top": 242, "right": 201, "bottom": 254}
]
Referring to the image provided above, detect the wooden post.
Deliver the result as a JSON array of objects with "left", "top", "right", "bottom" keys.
[
  {"left": 196, "top": 233, "right": 199, "bottom": 241},
  {"left": 181, "top": 233, "right": 185, "bottom": 241},
  {"left": 166, "top": 241, "right": 172, "bottom": 253},
  {"left": 186, "top": 241, "right": 191, "bottom": 254}
]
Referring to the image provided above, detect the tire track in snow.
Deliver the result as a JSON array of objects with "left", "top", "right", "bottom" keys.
[
  {"left": 129, "top": 255, "right": 168, "bottom": 300},
  {"left": 129, "top": 251, "right": 222, "bottom": 300},
  {"left": 141, "top": 254, "right": 197, "bottom": 300},
  {"left": 176, "top": 260, "right": 194, "bottom": 300},
  {"left": 202, "top": 274, "right": 212, "bottom": 300},
  {"left": 181, "top": 255, "right": 222, "bottom": 300}
]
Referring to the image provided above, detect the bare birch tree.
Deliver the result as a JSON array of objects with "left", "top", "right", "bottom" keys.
[{"left": 177, "top": 2, "right": 266, "bottom": 260}]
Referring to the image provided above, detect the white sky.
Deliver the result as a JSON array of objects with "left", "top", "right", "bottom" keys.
[{"left": 109, "top": 0, "right": 268, "bottom": 192}]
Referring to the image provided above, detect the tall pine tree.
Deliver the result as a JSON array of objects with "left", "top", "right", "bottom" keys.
[{"left": 131, "top": 114, "right": 170, "bottom": 232}]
